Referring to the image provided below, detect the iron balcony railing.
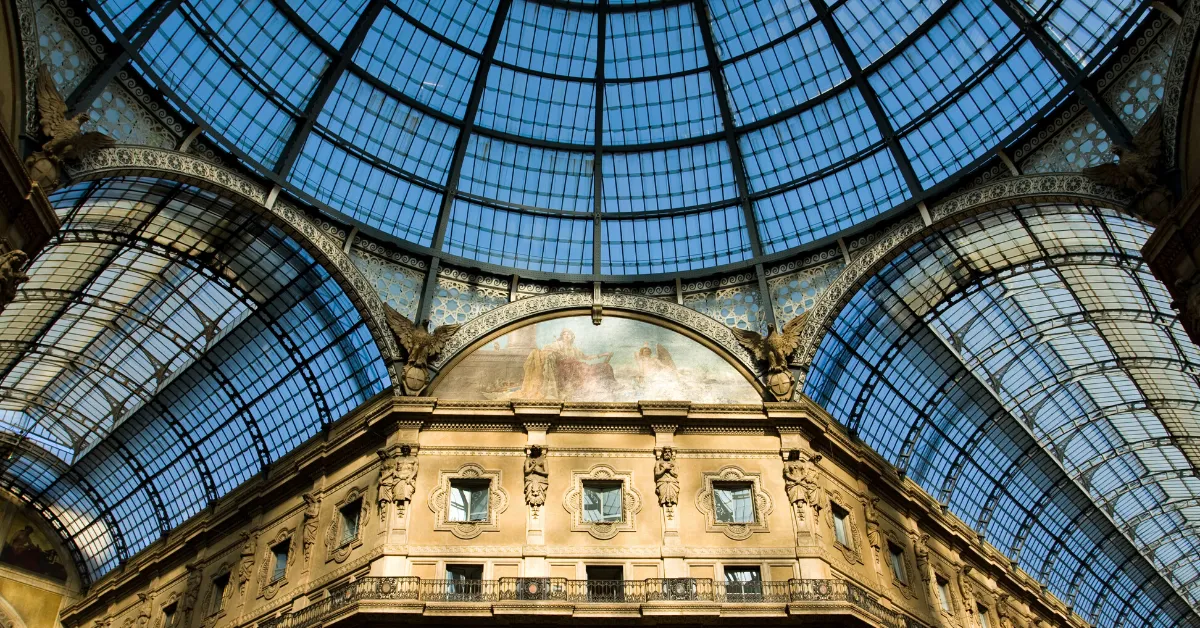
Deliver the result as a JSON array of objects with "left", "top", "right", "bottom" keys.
[{"left": 256, "top": 577, "right": 922, "bottom": 628}]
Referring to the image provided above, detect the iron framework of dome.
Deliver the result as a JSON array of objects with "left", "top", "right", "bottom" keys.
[{"left": 86, "top": 0, "right": 1144, "bottom": 277}]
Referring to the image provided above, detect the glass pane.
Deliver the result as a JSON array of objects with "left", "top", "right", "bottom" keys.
[
  {"left": 272, "top": 545, "right": 287, "bottom": 581},
  {"left": 833, "top": 511, "right": 848, "bottom": 545},
  {"left": 340, "top": 504, "right": 360, "bottom": 544},
  {"left": 713, "top": 484, "right": 754, "bottom": 523},
  {"left": 469, "top": 487, "right": 490, "bottom": 521},
  {"left": 584, "top": 483, "right": 623, "bottom": 522}
]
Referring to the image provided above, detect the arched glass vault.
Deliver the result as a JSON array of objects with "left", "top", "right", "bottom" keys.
[
  {"left": 805, "top": 203, "right": 1200, "bottom": 625},
  {"left": 0, "top": 177, "right": 388, "bottom": 581},
  {"left": 78, "top": 0, "right": 1146, "bottom": 276}
]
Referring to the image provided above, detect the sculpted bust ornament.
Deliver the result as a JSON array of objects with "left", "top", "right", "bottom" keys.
[{"left": 731, "top": 312, "right": 807, "bottom": 401}]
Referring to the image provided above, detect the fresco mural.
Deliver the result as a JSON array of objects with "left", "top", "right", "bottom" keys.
[
  {"left": 0, "top": 511, "right": 68, "bottom": 581},
  {"left": 433, "top": 316, "right": 760, "bottom": 403}
]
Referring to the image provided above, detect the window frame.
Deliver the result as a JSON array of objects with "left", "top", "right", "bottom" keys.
[
  {"left": 338, "top": 498, "right": 362, "bottom": 547},
  {"left": 208, "top": 572, "right": 230, "bottom": 616},
  {"left": 712, "top": 481, "right": 756, "bottom": 524},
  {"left": 888, "top": 541, "right": 908, "bottom": 584},
  {"left": 831, "top": 503, "right": 852, "bottom": 549},
  {"left": 582, "top": 480, "right": 625, "bottom": 523},
  {"left": 936, "top": 575, "right": 952, "bottom": 612},
  {"left": 449, "top": 479, "right": 493, "bottom": 523}
]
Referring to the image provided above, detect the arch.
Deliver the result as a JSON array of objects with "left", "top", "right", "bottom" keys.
[
  {"left": 792, "top": 173, "right": 1132, "bottom": 382},
  {"left": 63, "top": 147, "right": 402, "bottom": 385},
  {"left": 428, "top": 291, "right": 759, "bottom": 378},
  {"left": 1162, "top": 0, "right": 1200, "bottom": 168}
]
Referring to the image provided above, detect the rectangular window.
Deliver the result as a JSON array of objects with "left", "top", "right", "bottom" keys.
[
  {"left": 724, "top": 566, "right": 762, "bottom": 600},
  {"left": 583, "top": 481, "right": 623, "bottom": 522},
  {"left": 162, "top": 604, "right": 177, "bottom": 628},
  {"left": 209, "top": 573, "right": 229, "bottom": 615},
  {"left": 832, "top": 504, "right": 852, "bottom": 548},
  {"left": 586, "top": 565, "right": 624, "bottom": 602},
  {"left": 271, "top": 541, "right": 289, "bottom": 582},
  {"left": 712, "top": 482, "right": 755, "bottom": 523},
  {"left": 449, "top": 480, "right": 491, "bottom": 522},
  {"left": 445, "top": 564, "right": 483, "bottom": 599},
  {"left": 888, "top": 542, "right": 907, "bottom": 584},
  {"left": 978, "top": 605, "right": 991, "bottom": 628},
  {"left": 936, "top": 576, "right": 952, "bottom": 612},
  {"left": 339, "top": 500, "right": 361, "bottom": 546}
]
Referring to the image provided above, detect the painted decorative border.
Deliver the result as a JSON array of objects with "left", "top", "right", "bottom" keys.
[
  {"left": 790, "top": 174, "right": 1132, "bottom": 386},
  {"left": 64, "top": 147, "right": 402, "bottom": 385},
  {"left": 428, "top": 292, "right": 756, "bottom": 375},
  {"left": 1163, "top": 0, "right": 1200, "bottom": 166}
]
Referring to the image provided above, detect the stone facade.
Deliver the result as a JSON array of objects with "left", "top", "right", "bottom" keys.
[{"left": 56, "top": 393, "right": 1085, "bottom": 628}]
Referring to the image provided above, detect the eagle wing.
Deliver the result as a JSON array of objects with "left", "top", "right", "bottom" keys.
[
  {"left": 1081, "top": 162, "right": 1128, "bottom": 187},
  {"left": 62, "top": 131, "right": 115, "bottom": 159},
  {"left": 774, "top": 311, "right": 809, "bottom": 358},
  {"left": 656, "top": 343, "right": 676, "bottom": 370},
  {"left": 427, "top": 323, "right": 461, "bottom": 356},
  {"left": 36, "top": 66, "right": 70, "bottom": 139},
  {"left": 730, "top": 327, "right": 767, "bottom": 362},
  {"left": 1132, "top": 109, "right": 1162, "bottom": 162},
  {"left": 384, "top": 304, "right": 420, "bottom": 353}
]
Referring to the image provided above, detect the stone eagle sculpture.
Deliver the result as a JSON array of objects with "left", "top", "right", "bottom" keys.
[
  {"left": 384, "top": 304, "right": 460, "bottom": 396},
  {"left": 730, "top": 312, "right": 807, "bottom": 401},
  {"left": 1082, "top": 110, "right": 1171, "bottom": 224},
  {"left": 24, "top": 65, "right": 115, "bottom": 192}
]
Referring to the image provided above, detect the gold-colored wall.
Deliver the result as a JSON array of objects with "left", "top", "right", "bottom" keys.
[{"left": 55, "top": 396, "right": 1086, "bottom": 628}]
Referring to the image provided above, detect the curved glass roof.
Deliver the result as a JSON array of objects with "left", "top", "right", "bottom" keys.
[
  {"left": 0, "top": 178, "right": 387, "bottom": 581},
  {"left": 87, "top": 0, "right": 1146, "bottom": 276},
  {"left": 806, "top": 204, "right": 1200, "bottom": 624}
]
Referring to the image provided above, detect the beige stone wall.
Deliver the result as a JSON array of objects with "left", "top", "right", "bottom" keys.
[{"left": 53, "top": 396, "right": 1086, "bottom": 628}]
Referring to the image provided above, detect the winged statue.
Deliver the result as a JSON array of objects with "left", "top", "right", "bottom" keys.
[
  {"left": 384, "top": 304, "right": 461, "bottom": 395},
  {"left": 0, "top": 249, "right": 30, "bottom": 315},
  {"left": 730, "top": 311, "right": 808, "bottom": 401},
  {"left": 1082, "top": 110, "right": 1172, "bottom": 224},
  {"left": 23, "top": 66, "right": 115, "bottom": 192}
]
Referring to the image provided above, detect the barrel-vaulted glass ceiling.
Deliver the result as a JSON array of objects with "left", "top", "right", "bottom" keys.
[{"left": 88, "top": 0, "right": 1145, "bottom": 276}]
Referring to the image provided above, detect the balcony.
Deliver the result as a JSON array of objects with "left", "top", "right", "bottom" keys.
[{"left": 256, "top": 577, "right": 923, "bottom": 627}]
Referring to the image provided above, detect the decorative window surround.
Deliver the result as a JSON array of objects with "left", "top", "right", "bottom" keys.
[
  {"left": 694, "top": 466, "right": 773, "bottom": 540},
  {"left": 429, "top": 463, "right": 509, "bottom": 539},
  {"left": 883, "top": 532, "right": 918, "bottom": 600},
  {"left": 258, "top": 528, "right": 294, "bottom": 600},
  {"left": 200, "top": 566, "right": 232, "bottom": 628},
  {"left": 563, "top": 464, "right": 643, "bottom": 540},
  {"left": 325, "top": 487, "right": 369, "bottom": 564},
  {"left": 825, "top": 491, "right": 862, "bottom": 565}
]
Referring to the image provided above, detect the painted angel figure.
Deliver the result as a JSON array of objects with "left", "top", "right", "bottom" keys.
[
  {"left": 384, "top": 304, "right": 460, "bottom": 395},
  {"left": 731, "top": 312, "right": 807, "bottom": 401},
  {"left": 635, "top": 342, "right": 680, "bottom": 393},
  {"left": 24, "top": 66, "right": 114, "bottom": 191}
]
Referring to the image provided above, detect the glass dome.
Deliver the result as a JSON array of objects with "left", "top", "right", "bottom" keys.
[{"left": 91, "top": 0, "right": 1142, "bottom": 276}]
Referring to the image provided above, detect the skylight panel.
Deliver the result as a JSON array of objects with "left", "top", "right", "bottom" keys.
[
  {"left": 600, "top": 206, "right": 752, "bottom": 275},
  {"left": 601, "top": 143, "right": 737, "bottom": 213},
  {"left": 355, "top": 7, "right": 479, "bottom": 119},
  {"left": 496, "top": 0, "right": 597, "bottom": 77},
  {"left": 754, "top": 149, "right": 905, "bottom": 253},
  {"left": 319, "top": 73, "right": 459, "bottom": 185},
  {"left": 285, "top": 0, "right": 366, "bottom": 47},
  {"left": 869, "top": 0, "right": 1020, "bottom": 130},
  {"left": 290, "top": 134, "right": 442, "bottom": 245},
  {"left": 95, "top": 0, "right": 156, "bottom": 32},
  {"left": 705, "top": 0, "right": 817, "bottom": 59},
  {"left": 475, "top": 67, "right": 595, "bottom": 144},
  {"left": 603, "top": 72, "right": 722, "bottom": 145},
  {"left": 143, "top": 13, "right": 294, "bottom": 167},
  {"left": 1037, "top": 0, "right": 1143, "bottom": 67},
  {"left": 458, "top": 136, "right": 595, "bottom": 213},
  {"left": 187, "top": 0, "right": 330, "bottom": 108},
  {"left": 834, "top": 0, "right": 946, "bottom": 68},
  {"left": 739, "top": 87, "right": 881, "bottom": 193},
  {"left": 722, "top": 22, "right": 848, "bottom": 126},
  {"left": 605, "top": 6, "right": 705, "bottom": 79},
  {"left": 444, "top": 200, "right": 593, "bottom": 274},
  {"left": 901, "top": 42, "right": 1062, "bottom": 187},
  {"left": 393, "top": 0, "right": 501, "bottom": 51}
]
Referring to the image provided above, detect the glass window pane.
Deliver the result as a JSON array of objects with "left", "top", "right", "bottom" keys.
[
  {"left": 713, "top": 483, "right": 755, "bottom": 523},
  {"left": 584, "top": 483, "right": 623, "bottom": 522},
  {"left": 272, "top": 543, "right": 288, "bottom": 581},
  {"left": 451, "top": 481, "right": 490, "bottom": 522},
  {"left": 340, "top": 502, "right": 360, "bottom": 544}
]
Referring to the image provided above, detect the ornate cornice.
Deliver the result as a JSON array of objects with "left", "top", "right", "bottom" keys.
[
  {"left": 791, "top": 174, "right": 1132, "bottom": 384},
  {"left": 1164, "top": 0, "right": 1200, "bottom": 167},
  {"left": 62, "top": 147, "right": 403, "bottom": 386}
]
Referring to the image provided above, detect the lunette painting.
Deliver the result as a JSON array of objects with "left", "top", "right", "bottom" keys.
[
  {"left": 432, "top": 316, "right": 760, "bottom": 403},
  {"left": 0, "top": 511, "right": 68, "bottom": 581}
]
